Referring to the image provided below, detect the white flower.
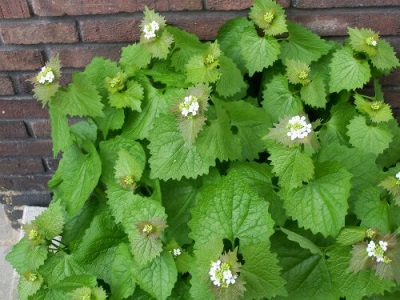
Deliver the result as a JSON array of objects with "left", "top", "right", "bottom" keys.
[
  {"left": 379, "top": 240, "right": 388, "bottom": 252},
  {"left": 395, "top": 172, "right": 400, "bottom": 180},
  {"left": 37, "top": 66, "right": 55, "bottom": 85},
  {"left": 366, "top": 240, "right": 389, "bottom": 263},
  {"left": 286, "top": 115, "right": 312, "bottom": 140},
  {"left": 371, "top": 40, "right": 377, "bottom": 47},
  {"left": 143, "top": 21, "right": 160, "bottom": 39},
  {"left": 366, "top": 240, "right": 376, "bottom": 257},
  {"left": 179, "top": 95, "right": 200, "bottom": 118},
  {"left": 172, "top": 248, "right": 181, "bottom": 257},
  {"left": 209, "top": 260, "right": 238, "bottom": 288}
]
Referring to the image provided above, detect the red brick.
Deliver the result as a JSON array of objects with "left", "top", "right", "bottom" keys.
[
  {"left": 32, "top": 0, "right": 202, "bottom": 17},
  {"left": 26, "top": 119, "right": 51, "bottom": 138},
  {"left": 0, "top": 99, "right": 48, "bottom": 119},
  {"left": 293, "top": 0, "right": 399, "bottom": 8},
  {"left": 0, "top": 20, "right": 78, "bottom": 45},
  {"left": 43, "top": 157, "right": 60, "bottom": 172},
  {"left": 80, "top": 18, "right": 140, "bottom": 43},
  {"left": 0, "top": 159, "right": 45, "bottom": 175},
  {"left": 49, "top": 45, "right": 122, "bottom": 68},
  {"left": 0, "top": 75, "right": 14, "bottom": 95},
  {"left": 0, "top": 121, "right": 29, "bottom": 139},
  {"left": 384, "top": 87, "right": 400, "bottom": 109},
  {"left": 0, "top": 175, "right": 51, "bottom": 191},
  {"left": 0, "top": 0, "right": 30, "bottom": 19},
  {"left": 287, "top": 8, "right": 400, "bottom": 36},
  {"left": 206, "top": 0, "right": 290, "bottom": 10},
  {"left": 381, "top": 69, "right": 400, "bottom": 86},
  {"left": 169, "top": 11, "right": 246, "bottom": 40},
  {"left": 0, "top": 140, "right": 52, "bottom": 157},
  {"left": 0, "top": 50, "right": 44, "bottom": 71}
]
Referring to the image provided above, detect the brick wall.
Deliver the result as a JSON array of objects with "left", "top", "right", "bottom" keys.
[{"left": 0, "top": 0, "right": 399, "bottom": 227}]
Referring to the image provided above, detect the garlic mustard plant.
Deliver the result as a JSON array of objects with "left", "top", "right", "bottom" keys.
[{"left": 6, "top": 0, "right": 400, "bottom": 299}]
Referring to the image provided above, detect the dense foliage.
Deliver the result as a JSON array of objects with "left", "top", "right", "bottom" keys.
[{"left": 7, "top": 0, "right": 400, "bottom": 299}]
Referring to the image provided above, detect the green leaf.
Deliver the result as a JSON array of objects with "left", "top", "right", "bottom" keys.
[
  {"left": 319, "top": 97, "right": 356, "bottom": 145},
  {"left": 120, "top": 196, "right": 167, "bottom": 265},
  {"left": 370, "top": 39, "right": 400, "bottom": 71},
  {"left": 73, "top": 211, "right": 126, "bottom": 279},
  {"left": 300, "top": 73, "right": 327, "bottom": 108},
  {"left": 354, "top": 187, "right": 391, "bottom": 233},
  {"left": 49, "top": 142, "right": 101, "bottom": 215},
  {"left": 249, "top": 0, "right": 287, "bottom": 36},
  {"left": 354, "top": 93, "right": 393, "bottom": 123},
  {"left": 271, "top": 232, "right": 339, "bottom": 300},
  {"left": 32, "top": 202, "right": 64, "bottom": 240},
  {"left": 48, "top": 102, "right": 72, "bottom": 157},
  {"left": 52, "top": 73, "right": 104, "bottom": 118},
  {"left": 197, "top": 102, "right": 242, "bottom": 162},
  {"left": 222, "top": 100, "right": 272, "bottom": 159},
  {"left": 335, "top": 227, "right": 367, "bottom": 246},
  {"left": 161, "top": 178, "right": 201, "bottom": 245},
  {"left": 69, "top": 119, "right": 98, "bottom": 144},
  {"left": 136, "top": 252, "right": 178, "bottom": 300},
  {"left": 95, "top": 106, "right": 125, "bottom": 138},
  {"left": 189, "top": 172, "right": 274, "bottom": 246},
  {"left": 18, "top": 273, "right": 43, "bottom": 300},
  {"left": 239, "top": 26, "right": 280, "bottom": 76},
  {"left": 120, "top": 43, "right": 152, "bottom": 76},
  {"left": 240, "top": 242, "right": 287, "bottom": 299},
  {"left": 262, "top": 75, "right": 303, "bottom": 124},
  {"left": 280, "top": 227, "right": 323, "bottom": 255},
  {"left": 6, "top": 237, "right": 47, "bottom": 274},
  {"left": 143, "top": 30, "right": 174, "bottom": 60},
  {"left": 114, "top": 143, "right": 146, "bottom": 184},
  {"left": 329, "top": 47, "right": 371, "bottom": 93},
  {"left": 38, "top": 252, "right": 85, "bottom": 286},
  {"left": 377, "top": 120, "right": 400, "bottom": 168},
  {"left": 281, "top": 161, "right": 352, "bottom": 237},
  {"left": 217, "top": 18, "right": 253, "bottom": 74},
  {"left": 280, "top": 21, "right": 332, "bottom": 65},
  {"left": 348, "top": 27, "right": 379, "bottom": 57},
  {"left": 123, "top": 84, "right": 182, "bottom": 140},
  {"left": 268, "top": 143, "right": 314, "bottom": 190},
  {"left": 99, "top": 136, "right": 143, "bottom": 186},
  {"left": 327, "top": 247, "right": 395, "bottom": 299},
  {"left": 148, "top": 114, "right": 215, "bottom": 180},
  {"left": 347, "top": 115, "right": 393, "bottom": 155},
  {"left": 83, "top": 57, "right": 120, "bottom": 96},
  {"left": 50, "top": 275, "right": 97, "bottom": 292},
  {"left": 106, "top": 243, "right": 137, "bottom": 300},
  {"left": 109, "top": 81, "right": 144, "bottom": 112},
  {"left": 216, "top": 55, "right": 247, "bottom": 98}
]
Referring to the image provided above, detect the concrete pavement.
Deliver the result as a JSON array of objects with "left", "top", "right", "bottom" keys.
[{"left": 0, "top": 203, "right": 19, "bottom": 300}]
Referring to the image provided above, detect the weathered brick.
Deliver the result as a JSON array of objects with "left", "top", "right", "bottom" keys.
[
  {"left": 206, "top": 0, "right": 290, "bottom": 10},
  {"left": 0, "top": 0, "right": 30, "bottom": 19},
  {"left": 0, "top": 50, "right": 44, "bottom": 71},
  {"left": 0, "top": 75, "right": 14, "bottom": 95},
  {"left": 0, "top": 20, "right": 78, "bottom": 45},
  {"left": 0, "top": 175, "right": 51, "bottom": 191},
  {"left": 0, "top": 191, "right": 51, "bottom": 207},
  {"left": 287, "top": 9, "right": 400, "bottom": 36},
  {"left": 293, "top": 0, "right": 399, "bottom": 8},
  {"left": 169, "top": 11, "right": 246, "bottom": 40},
  {"left": 49, "top": 45, "right": 122, "bottom": 68},
  {"left": 0, "top": 140, "right": 52, "bottom": 157},
  {"left": 32, "top": 0, "right": 202, "bottom": 17},
  {"left": 381, "top": 69, "right": 400, "bottom": 86},
  {"left": 26, "top": 119, "right": 51, "bottom": 138},
  {"left": 384, "top": 87, "right": 400, "bottom": 109},
  {"left": 0, "top": 158, "right": 45, "bottom": 175},
  {"left": 0, "top": 99, "right": 48, "bottom": 119},
  {"left": 0, "top": 121, "right": 29, "bottom": 139},
  {"left": 43, "top": 157, "right": 60, "bottom": 172},
  {"left": 80, "top": 18, "right": 139, "bottom": 43}
]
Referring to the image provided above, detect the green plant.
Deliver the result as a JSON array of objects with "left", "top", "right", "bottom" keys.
[{"left": 7, "top": 0, "right": 400, "bottom": 299}]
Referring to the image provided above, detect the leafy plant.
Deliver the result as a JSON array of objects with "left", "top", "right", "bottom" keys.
[{"left": 7, "top": 0, "right": 400, "bottom": 299}]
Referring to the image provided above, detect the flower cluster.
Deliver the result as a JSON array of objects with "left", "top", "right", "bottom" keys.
[
  {"left": 36, "top": 66, "right": 55, "bottom": 85},
  {"left": 179, "top": 95, "right": 200, "bottom": 118},
  {"left": 143, "top": 21, "right": 160, "bottom": 39},
  {"left": 286, "top": 115, "right": 312, "bottom": 140},
  {"left": 366, "top": 240, "right": 391, "bottom": 263},
  {"left": 366, "top": 36, "right": 378, "bottom": 47},
  {"left": 172, "top": 248, "right": 181, "bottom": 257},
  {"left": 209, "top": 260, "right": 238, "bottom": 288}
]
